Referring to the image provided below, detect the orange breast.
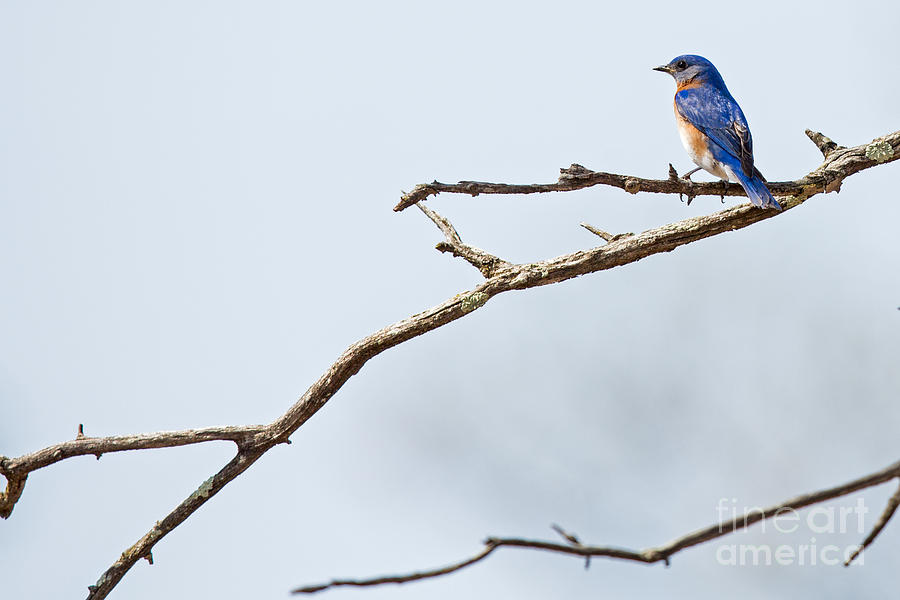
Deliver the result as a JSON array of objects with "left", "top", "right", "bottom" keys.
[
  {"left": 676, "top": 79, "right": 703, "bottom": 92},
  {"left": 675, "top": 111, "right": 709, "bottom": 157}
]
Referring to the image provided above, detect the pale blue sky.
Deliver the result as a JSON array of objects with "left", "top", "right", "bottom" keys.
[{"left": 1, "top": 1, "right": 898, "bottom": 599}]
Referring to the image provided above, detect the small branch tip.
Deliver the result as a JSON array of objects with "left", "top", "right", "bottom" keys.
[
  {"left": 580, "top": 222, "right": 613, "bottom": 242},
  {"left": 551, "top": 523, "right": 582, "bottom": 546},
  {"left": 805, "top": 129, "right": 842, "bottom": 158},
  {"left": 844, "top": 479, "right": 900, "bottom": 565}
]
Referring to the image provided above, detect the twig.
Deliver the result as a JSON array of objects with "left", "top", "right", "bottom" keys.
[
  {"left": 417, "top": 202, "right": 510, "bottom": 277},
  {"left": 579, "top": 222, "right": 614, "bottom": 241},
  {"left": 393, "top": 130, "right": 900, "bottom": 212},
  {"left": 551, "top": 523, "right": 582, "bottom": 546},
  {"left": 551, "top": 523, "right": 591, "bottom": 569},
  {"left": 579, "top": 222, "right": 634, "bottom": 243},
  {"left": 844, "top": 478, "right": 900, "bottom": 565},
  {"left": 292, "top": 542, "right": 500, "bottom": 594},
  {"left": 295, "top": 460, "right": 900, "bottom": 594}
]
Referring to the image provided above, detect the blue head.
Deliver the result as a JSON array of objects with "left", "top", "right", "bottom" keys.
[{"left": 654, "top": 54, "right": 727, "bottom": 89}]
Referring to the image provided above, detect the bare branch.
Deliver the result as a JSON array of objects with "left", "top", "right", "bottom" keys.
[
  {"left": 844, "top": 478, "right": 900, "bottom": 565},
  {"left": 393, "top": 130, "right": 900, "bottom": 212},
  {"left": 86, "top": 449, "right": 266, "bottom": 599},
  {"left": 0, "top": 425, "right": 266, "bottom": 519},
  {"left": 3, "top": 128, "right": 897, "bottom": 599},
  {"left": 296, "top": 460, "right": 900, "bottom": 594},
  {"left": 292, "top": 542, "right": 499, "bottom": 594},
  {"left": 417, "top": 202, "right": 511, "bottom": 277}
]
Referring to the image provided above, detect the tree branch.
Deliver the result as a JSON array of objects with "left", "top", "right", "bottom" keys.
[
  {"left": 844, "top": 479, "right": 900, "bottom": 565},
  {"left": 0, "top": 425, "right": 266, "bottom": 519},
  {"left": 2, "top": 128, "right": 897, "bottom": 599},
  {"left": 85, "top": 449, "right": 267, "bottom": 598},
  {"left": 294, "top": 461, "right": 900, "bottom": 594},
  {"left": 294, "top": 543, "right": 500, "bottom": 594},
  {"left": 393, "top": 130, "right": 900, "bottom": 211},
  {"left": 417, "top": 202, "right": 510, "bottom": 277}
]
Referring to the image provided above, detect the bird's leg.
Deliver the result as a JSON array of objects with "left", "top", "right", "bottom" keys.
[
  {"left": 720, "top": 180, "right": 727, "bottom": 203},
  {"left": 681, "top": 167, "right": 702, "bottom": 181}
]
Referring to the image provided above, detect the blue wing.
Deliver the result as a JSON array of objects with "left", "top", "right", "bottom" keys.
[{"left": 675, "top": 86, "right": 755, "bottom": 178}]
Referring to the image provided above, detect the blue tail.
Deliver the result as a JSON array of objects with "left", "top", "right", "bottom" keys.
[{"left": 733, "top": 169, "right": 782, "bottom": 211}]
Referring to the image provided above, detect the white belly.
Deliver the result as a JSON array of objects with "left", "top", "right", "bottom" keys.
[{"left": 676, "top": 118, "right": 732, "bottom": 182}]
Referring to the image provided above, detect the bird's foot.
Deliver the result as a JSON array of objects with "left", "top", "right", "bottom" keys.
[
  {"left": 679, "top": 176, "right": 698, "bottom": 206},
  {"left": 679, "top": 168, "right": 701, "bottom": 205}
]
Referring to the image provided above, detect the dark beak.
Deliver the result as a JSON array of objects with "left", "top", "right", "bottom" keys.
[{"left": 653, "top": 64, "right": 673, "bottom": 74}]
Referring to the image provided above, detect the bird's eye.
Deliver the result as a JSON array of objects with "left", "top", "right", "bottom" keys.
[{"left": 676, "top": 60, "right": 688, "bottom": 70}]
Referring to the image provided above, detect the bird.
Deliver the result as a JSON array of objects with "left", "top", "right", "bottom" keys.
[{"left": 654, "top": 55, "right": 781, "bottom": 210}]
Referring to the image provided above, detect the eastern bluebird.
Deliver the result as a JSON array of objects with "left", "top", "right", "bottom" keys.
[{"left": 655, "top": 55, "right": 781, "bottom": 210}]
